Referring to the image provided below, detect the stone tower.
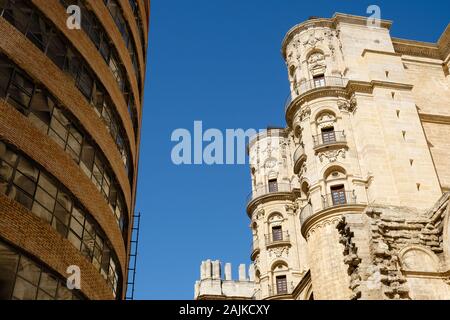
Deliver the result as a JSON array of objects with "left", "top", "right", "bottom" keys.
[
  {"left": 246, "top": 129, "right": 308, "bottom": 298},
  {"left": 195, "top": 14, "right": 450, "bottom": 300}
]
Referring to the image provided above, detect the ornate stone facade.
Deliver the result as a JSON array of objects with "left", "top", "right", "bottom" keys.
[{"left": 194, "top": 14, "right": 450, "bottom": 300}]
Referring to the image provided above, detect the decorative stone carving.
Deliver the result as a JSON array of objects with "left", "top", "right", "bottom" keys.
[
  {"left": 308, "top": 52, "right": 326, "bottom": 75},
  {"left": 268, "top": 246, "right": 289, "bottom": 258},
  {"left": 299, "top": 107, "right": 311, "bottom": 121},
  {"left": 318, "top": 149, "right": 346, "bottom": 163},
  {"left": 338, "top": 97, "right": 357, "bottom": 113},
  {"left": 264, "top": 158, "right": 277, "bottom": 169},
  {"left": 303, "top": 32, "right": 324, "bottom": 48},
  {"left": 285, "top": 203, "right": 298, "bottom": 215},
  {"left": 316, "top": 111, "right": 336, "bottom": 129}
]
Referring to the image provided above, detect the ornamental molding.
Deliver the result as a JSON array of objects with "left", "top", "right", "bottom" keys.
[
  {"left": 318, "top": 148, "right": 346, "bottom": 163},
  {"left": 338, "top": 97, "right": 357, "bottom": 113},
  {"left": 268, "top": 246, "right": 290, "bottom": 259},
  {"left": 299, "top": 106, "right": 311, "bottom": 122},
  {"left": 285, "top": 80, "right": 413, "bottom": 128}
]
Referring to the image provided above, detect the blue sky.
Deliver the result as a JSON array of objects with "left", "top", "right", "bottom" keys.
[{"left": 133, "top": 0, "right": 449, "bottom": 300}]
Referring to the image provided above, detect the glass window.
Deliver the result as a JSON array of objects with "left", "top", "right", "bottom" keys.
[
  {"left": 13, "top": 277, "right": 37, "bottom": 300},
  {"left": 80, "top": 143, "right": 95, "bottom": 176},
  {"left": 46, "top": 33, "right": 67, "bottom": 69},
  {"left": 39, "top": 273, "right": 58, "bottom": 297},
  {"left": 26, "top": 11, "right": 50, "bottom": 51},
  {"left": 0, "top": 243, "right": 19, "bottom": 300},
  {"left": 8, "top": 71, "right": 34, "bottom": 110},
  {"left": 38, "top": 173, "right": 57, "bottom": 197},
  {"left": 17, "top": 257, "right": 41, "bottom": 286},
  {"left": 77, "top": 67, "right": 93, "bottom": 99},
  {"left": 2, "top": 0, "right": 32, "bottom": 34},
  {"left": 14, "top": 172, "right": 36, "bottom": 196},
  {"left": 0, "top": 59, "right": 13, "bottom": 97},
  {"left": 35, "top": 187, "right": 55, "bottom": 212},
  {"left": 31, "top": 202, "right": 53, "bottom": 224}
]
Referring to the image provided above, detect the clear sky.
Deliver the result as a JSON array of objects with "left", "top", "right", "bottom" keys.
[{"left": 133, "top": 0, "right": 449, "bottom": 300}]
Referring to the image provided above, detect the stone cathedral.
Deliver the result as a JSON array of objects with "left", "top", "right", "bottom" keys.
[{"left": 194, "top": 13, "right": 450, "bottom": 300}]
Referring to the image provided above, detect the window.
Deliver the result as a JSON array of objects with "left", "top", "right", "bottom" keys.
[
  {"left": 0, "top": 60, "right": 13, "bottom": 97},
  {"left": 321, "top": 127, "right": 336, "bottom": 144},
  {"left": 0, "top": 32, "right": 129, "bottom": 236},
  {"left": 0, "top": 144, "right": 122, "bottom": 298},
  {"left": 313, "top": 74, "right": 325, "bottom": 88},
  {"left": 276, "top": 276, "right": 288, "bottom": 295},
  {"left": 268, "top": 179, "right": 278, "bottom": 193},
  {"left": 331, "top": 185, "right": 347, "bottom": 206},
  {"left": 0, "top": 241, "right": 83, "bottom": 300},
  {"left": 272, "top": 226, "right": 283, "bottom": 242}
]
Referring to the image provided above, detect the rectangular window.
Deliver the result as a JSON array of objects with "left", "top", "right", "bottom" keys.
[
  {"left": 321, "top": 127, "right": 336, "bottom": 144},
  {"left": 46, "top": 34, "right": 67, "bottom": 69},
  {"left": 272, "top": 226, "right": 283, "bottom": 242},
  {"left": 313, "top": 74, "right": 325, "bottom": 88},
  {"left": 331, "top": 185, "right": 347, "bottom": 206},
  {"left": 276, "top": 276, "right": 288, "bottom": 295},
  {"left": 268, "top": 179, "right": 278, "bottom": 193}
]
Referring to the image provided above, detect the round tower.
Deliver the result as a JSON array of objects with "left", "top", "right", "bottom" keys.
[
  {"left": 246, "top": 128, "right": 308, "bottom": 299},
  {"left": 282, "top": 18, "right": 368, "bottom": 300}
]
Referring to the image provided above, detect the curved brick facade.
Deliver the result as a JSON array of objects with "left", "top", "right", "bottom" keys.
[{"left": 0, "top": 0, "right": 149, "bottom": 300}]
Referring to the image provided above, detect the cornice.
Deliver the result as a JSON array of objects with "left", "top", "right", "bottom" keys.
[
  {"left": 285, "top": 80, "right": 414, "bottom": 127},
  {"left": 281, "top": 13, "right": 393, "bottom": 58},
  {"left": 301, "top": 204, "right": 366, "bottom": 239},
  {"left": 393, "top": 24, "right": 450, "bottom": 61},
  {"left": 419, "top": 112, "right": 450, "bottom": 125},
  {"left": 392, "top": 38, "right": 441, "bottom": 60},
  {"left": 246, "top": 192, "right": 299, "bottom": 218}
]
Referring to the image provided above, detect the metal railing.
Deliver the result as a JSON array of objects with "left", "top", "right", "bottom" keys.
[
  {"left": 313, "top": 131, "right": 346, "bottom": 148},
  {"left": 285, "top": 77, "right": 348, "bottom": 111},
  {"left": 322, "top": 191, "right": 357, "bottom": 209},
  {"left": 247, "top": 183, "right": 292, "bottom": 204},
  {"left": 265, "top": 231, "right": 290, "bottom": 246}
]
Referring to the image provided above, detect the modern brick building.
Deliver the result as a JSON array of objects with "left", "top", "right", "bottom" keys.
[
  {"left": 195, "top": 14, "right": 450, "bottom": 300},
  {"left": 0, "top": 0, "right": 149, "bottom": 300}
]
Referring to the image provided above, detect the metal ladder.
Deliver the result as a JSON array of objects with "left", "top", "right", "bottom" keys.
[{"left": 126, "top": 212, "right": 141, "bottom": 300}]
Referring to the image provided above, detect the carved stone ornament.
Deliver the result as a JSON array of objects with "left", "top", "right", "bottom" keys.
[
  {"left": 303, "top": 32, "right": 324, "bottom": 48},
  {"left": 264, "top": 158, "right": 277, "bottom": 169},
  {"left": 299, "top": 107, "right": 311, "bottom": 121},
  {"left": 318, "top": 149, "right": 346, "bottom": 163},
  {"left": 269, "top": 246, "right": 289, "bottom": 258},
  {"left": 338, "top": 97, "right": 357, "bottom": 113},
  {"left": 285, "top": 203, "right": 298, "bottom": 215},
  {"left": 308, "top": 52, "right": 326, "bottom": 74}
]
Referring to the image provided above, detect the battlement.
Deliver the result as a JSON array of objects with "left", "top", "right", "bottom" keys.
[{"left": 194, "top": 260, "right": 258, "bottom": 300}]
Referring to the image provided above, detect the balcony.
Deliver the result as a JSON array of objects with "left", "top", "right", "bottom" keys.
[
  {"left": 293, "top": 145, "right": 307, "bottom": 174},
  {"left": 300, "top": 191, "right": 364, "bottom": 237},
  {"left": 313, "top": 131, "right": 347, "bottom": 151},
  {"left": 300, "top": 191, "right": 357, "bottom": 226},
  {"left": 247, "top": 182, "right": 292, "bottom": 204},
  {"left": 322, "top": 191, "right": 357, "bottom": 209},
  {"left": 265, "top": 231, "right": 290, "bottom": 247},
  {"left": 285, "top": 77, "right": 348, "bottom": 113}
]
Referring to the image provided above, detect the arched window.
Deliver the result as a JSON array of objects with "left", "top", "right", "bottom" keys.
[
  {"left": 323, "top": 166, "right": 354, "bottom": 207},
  {"left": 267, "top": 212, "right": 285, "bottom": 243},
  {"left": 271, "top": 261, "right": 289, "bottom": 295}
]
